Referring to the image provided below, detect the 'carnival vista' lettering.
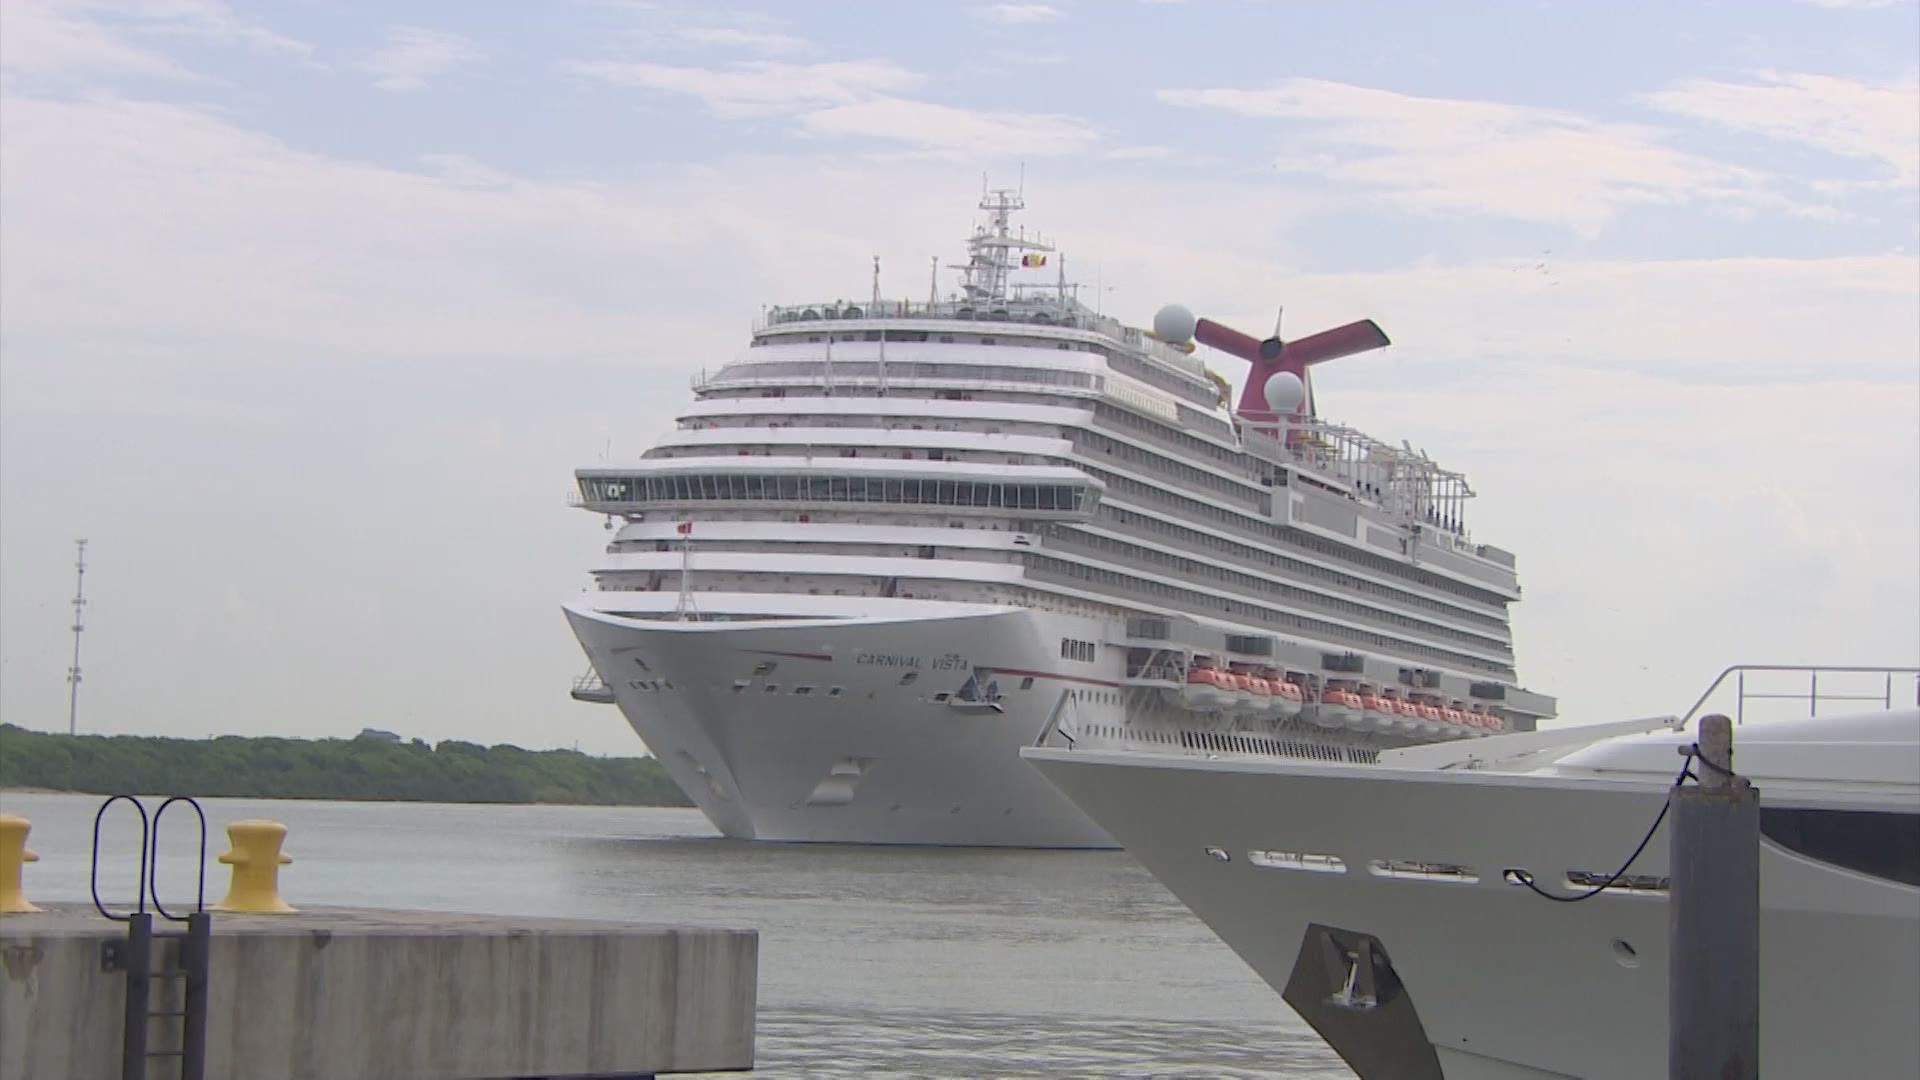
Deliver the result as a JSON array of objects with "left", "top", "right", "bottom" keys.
[
  {"left": 856, "top": 652, "right": 922, "bottom": 668},
  {"left": 853, "top": 652, "right": 974, "bottom": 670}
]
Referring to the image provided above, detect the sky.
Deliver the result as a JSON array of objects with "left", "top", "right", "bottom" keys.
[{"left": 1, "top": 0, "right": 1915, "bottom": 756}]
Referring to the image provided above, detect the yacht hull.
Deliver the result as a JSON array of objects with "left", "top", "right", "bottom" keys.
[
  {"left": 566, "top": 600, "right": 1121, "bottom": 847},
  {"left": 1024, "top": 746, "right": 1920, "bottom": 1079}
]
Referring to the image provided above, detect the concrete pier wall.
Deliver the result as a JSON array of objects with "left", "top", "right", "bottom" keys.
[{"left": 0, "top": 905, "right": 757, "bottom": 1079}]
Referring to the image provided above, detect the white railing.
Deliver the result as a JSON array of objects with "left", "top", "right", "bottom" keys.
[{"left": 1681, "top": 664, "right": 1920, "bottom": 724}]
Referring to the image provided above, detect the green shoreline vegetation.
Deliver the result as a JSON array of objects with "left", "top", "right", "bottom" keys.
[{"left": 0, "top": 724, "right": 692, "bottom": 807}]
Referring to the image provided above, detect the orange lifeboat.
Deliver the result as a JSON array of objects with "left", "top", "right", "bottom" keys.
[
  {"left": 1181, "top": 665, "right": 1223, "bottom": 709},
  {"left": 1234, "top": 673, "right": 1267, "bottom": 712},
  {"left": 1272, "top": 679, "right": 1305, "bottom": 719},
  {"left": 1311, "top": 686, "right": 1357, "bottom": 729},
  {"left": 1359, "top": 691, "right": 1396, "bottom": 732}
]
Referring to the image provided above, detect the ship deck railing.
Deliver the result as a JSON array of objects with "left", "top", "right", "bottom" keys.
[
  {"left": 753, "top": 299, "right": 1210, "bottom": 374},
  {"left": 569, "top": 670, "right": 616, "bottom": 704}
]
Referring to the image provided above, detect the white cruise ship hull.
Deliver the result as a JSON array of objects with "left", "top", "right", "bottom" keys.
[
  {"left": 565, "top": 594, "right": 1120, "bottom": 847},
  {"left": 1024, "top": 721, "right": 1920, "bottom": 1079}
]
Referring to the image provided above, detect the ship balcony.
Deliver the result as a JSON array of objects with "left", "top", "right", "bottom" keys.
[{"left": 569, "top": 670, "right": 615, "bottom": 704}]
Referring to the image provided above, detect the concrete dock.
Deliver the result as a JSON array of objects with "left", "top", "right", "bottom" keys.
[{"left": 0, "top": 903, "right": 757, "bottom": 1080}]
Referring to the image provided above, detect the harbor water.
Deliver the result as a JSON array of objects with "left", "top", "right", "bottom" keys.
[{"left": 1, "top": 792, "right": 1350, "bottom": 1078}]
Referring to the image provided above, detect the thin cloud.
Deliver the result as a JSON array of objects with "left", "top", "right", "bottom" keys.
[
  {"left": 132, "top": 0, "right": 312, "bottom": 57},
  {"left": 676, "top": 26, "right": 811, "bottom": 55},
  {"left": 0, "top": 0, "right": 199, "bottom": 81},
  {"left": 976, "top": 3, "right": 1065, "bottom": 23},
  {"left": 572, "top": 57, "right": 1098, "bottom": 156},
  {"left": 1158, "top": 78, "right": 1794, "bottom": 234},
  {"left": 359, "top": 26, "right": 485, "bottom": 92},
  {"left": 1645, "top": 71, "right": 1920, "bottom": 187},
  {"left": 0, "top": 0, "right": 308, "bottom": 82},
  {"left": 569, "top": 58, "right": 922, "bottom": 116},
  {"left": 801, "top": 97, "right": 1100, "bottom": 157}
]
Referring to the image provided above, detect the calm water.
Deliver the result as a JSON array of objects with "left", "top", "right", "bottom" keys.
[{"left": 1, "top": 793, "right": 1350, "bottom": 1078}]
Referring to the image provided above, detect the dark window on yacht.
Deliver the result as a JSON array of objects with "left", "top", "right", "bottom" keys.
[
  {"left": 899, "top": 673, "right": 918, "bottom": 686},
  {"left": 793, "top": 686, "right": 813, "bottom": 696},
  {"left": 1761, "top": 807, "right": 1919, "bottom": 887}
]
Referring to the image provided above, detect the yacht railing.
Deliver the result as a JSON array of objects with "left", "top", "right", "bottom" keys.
[{"left": 1680, "top": 664, "right": 1920, "bottom": 725}]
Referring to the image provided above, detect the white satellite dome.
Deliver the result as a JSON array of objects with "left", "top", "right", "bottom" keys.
[
  {"left": 1264, "top": 370, "right": 1306, "bottom": 415},
  {"left": 1152, "top": 304, "right": 1197, "bottom": 344}
]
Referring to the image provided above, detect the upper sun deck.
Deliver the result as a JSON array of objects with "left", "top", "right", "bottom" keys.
[
  {"left": 644, "top": 182, "right": 1511, "bottom": 569},
  {"left": 752, "top": 296, "right": 1211, "bottom": 377}
]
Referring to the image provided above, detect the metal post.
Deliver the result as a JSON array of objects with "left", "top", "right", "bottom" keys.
[
  {"left": 181, "top": 912, "right": 211, "bottom": 1080},
  {"left": 121, "top": 912, "right": 152, "bottom": 1080},
  {"left": 1669, "top": 714, "right": 1759, "bottom": 1079}
]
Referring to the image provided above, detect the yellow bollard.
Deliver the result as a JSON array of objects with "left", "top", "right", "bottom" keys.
[
  {"left": 213, "top": 819, "right": 297, "bottom": 913},
  {"left": 0, "top": 814, "right": 42, "bottom": 914}
]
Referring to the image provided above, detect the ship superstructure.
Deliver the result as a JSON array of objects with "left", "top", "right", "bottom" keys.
[{"left": 563, "top": 184, "right": 1555, "bottom": 846}]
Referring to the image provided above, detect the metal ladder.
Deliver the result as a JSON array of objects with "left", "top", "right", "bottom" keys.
[{"left": 91, "top": 795, "right": 212, "bottom": 1080}]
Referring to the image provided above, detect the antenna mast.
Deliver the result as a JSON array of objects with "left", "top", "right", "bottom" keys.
[{"left": 67, "top": 539, "right": 87, "bottom": 736}]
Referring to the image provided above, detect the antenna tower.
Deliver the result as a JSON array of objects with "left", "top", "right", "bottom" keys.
[{"left": 67, "top": 539, "right": 87, "bottom": 736}]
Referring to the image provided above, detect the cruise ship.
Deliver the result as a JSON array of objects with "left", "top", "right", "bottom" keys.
[{"left": 562, "top": 186, "right": 1557, "bottom": 847}]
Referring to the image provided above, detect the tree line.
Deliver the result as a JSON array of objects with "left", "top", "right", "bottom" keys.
[{"left": 0, "top": 724, "right": 693, "bottom": 807}]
